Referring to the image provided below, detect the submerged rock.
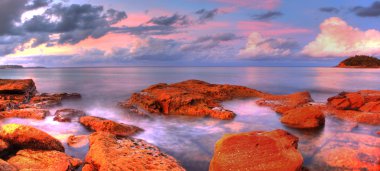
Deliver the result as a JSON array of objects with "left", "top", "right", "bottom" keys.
[
  {"left": 209, "top": 129, "right": 303, "bottom": 171},
  {"left": 7, "top": 149, "right": 82, "bottom": 171},
  {"left": 280, "top": 105, "right": 325, "bottom": 128},
  {"left": 67, "top": 135, "right": 89, "bottom": 148},
  {"left": 0, "top": 108, "right": 49, "bottom": 120},
  {"left": 54, "top": 108, "right": 86, "bottom": 122},
  {"left": 120, "top": 80, "right": 265, "bottom": 119},
  {"left": 83, "top": 132, "right": 185, "bottom": 171},
  {"left": 79, "top": 116, "right": 142, "bottom": 137},
  {"left": 0, "top": 124, "right": 64, "bottom": 152}
]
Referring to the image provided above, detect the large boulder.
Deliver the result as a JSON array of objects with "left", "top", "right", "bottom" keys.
[
  {"left": 280, "top": 105, "right": 325, "bottom": 128},
  {"left": 83, "top": 132, "right": 185, "bottom": 171},
  {"left": 54, "top": 108, "right": 86, "bottom": 122},
  {"left": 120, "top": 80, "right": 265, "bottom": 120},
  {"left": 209, "top": 129, "right": 303, "bottom": 171},
  {"left": 79, "top": 116, "right": 142, "bottom": 137},
  {"left": 0, "top": 108, "right": 49, "bottom": 120},
  {"left": 0, "top": 124, "right": 64, "bottom": 152},
  {"left": 7, "top": 149, "right": 82, "bottom": 171},
  {"left": 0, "top": 79, "right": 36, "bottom": 97}
]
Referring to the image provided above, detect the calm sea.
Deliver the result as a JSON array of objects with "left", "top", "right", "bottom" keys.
[{"left": 1, "top": 67, "right": 379, "bottom": 170}]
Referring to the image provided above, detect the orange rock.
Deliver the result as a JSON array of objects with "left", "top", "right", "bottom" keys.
[
  {"left": 0, "top": 108, "right": 49, "bottom": 120},
  {"left": 7, "top": 149, "right": 82, "bottom": 171},
  {"left": 67, "top": 135, "right": 88, "bottom": 148},
  {"left": 0, "top": 124, "right": 64, "bottom": 152},
  {"left": 327, "top": 108, "right": 380, "bottom": 125},
  {"left": 360, "top": 101, "right": 380, "bottom": 113},
  {"left": 79, "top": 116, "right": 142, "bottom": 136},
  {"left": 280, "top": 105, "right": 325, "bottom": 128},
  {"left": 84, "top": 132, "right": 185, "bottom": 171},
  {"left": 0, "top": 79, "right": 36, "bottom": 96},
  {"left": 54, "top": 108, "right": 86, "bottom": 122},
  {"left": 120, "top": 80, "right": 265, "bottom": 119},
  {"left": 327, "top": 92, "right": 365, "bottom": 110},
  {"left": 0, "top": 159, "right": 17, "bottom": 171},
  {"left": 256, "top": 92, "right": 313, "bottom": 115},
  {"left": 209, "top": 129, "right": 303, "bottom": 171}
]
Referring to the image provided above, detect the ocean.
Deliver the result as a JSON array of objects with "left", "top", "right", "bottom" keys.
[{"left": 1, "top": 66, "right": 379, "bottom": 170}]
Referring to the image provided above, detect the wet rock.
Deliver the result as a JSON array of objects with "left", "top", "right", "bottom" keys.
[
  {"left": 7, "top": 149, "right": 82, "bottom": 171},
  {"left": 0, "top": 79, "right": 36, "bottom": 101},
  {"left": 209, "top": 129, "right": 303, "bottom": 171},
  {"left": 54, "top": 108, "right": 86, "bottom": 122},
  {"left": 0, "top": 124, "right": 64, "bottom": 152},
  {"left": 120, "top": 80, "right": 265, "bottom": 120},
  {"left": 79, "top": 116, "right": 142, "bottom": 137},
  {"left": 84, "top": 132, "right": 185, "bottom": 171},
  {"left": 256, "top": 92, "right": 313, "bottom": 115},
  {"left": 280, "top": 105, "right": 325, "bottom": 128},
  {"left": 0, "top": 139, "right": 10, "bottom": 157},
  {"left": 0, "top": 108, "right": 49, "bottom": 120},
  {"left": 327, "top": 109, "right": 380, "bottom": 125},
  {"left": 0, "top": 159, "right": 17, "bottom": 171},
  {"left": 360, "top": 101, "right": 380, "bottom": 113},
  {"left": 327, "top": 92, "right": 365, "bottom": 110},
  {"left": 26, "top": 93, "right": 81, "bottom": 109},
  {"left": 67, "top": 135, "right": 89, "bottom": 148}
]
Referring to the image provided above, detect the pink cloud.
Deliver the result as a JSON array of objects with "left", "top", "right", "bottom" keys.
[
  {"left": 239, "top": 32, "right": 298, "bottom": 58},
  {"left": 213, "top": 0, "right": 281, "bottom": 10},
  {"left": 302, "top": 17, "right": 380, "bottom": 57},
  {"left": 237, "top": 21, "right": 311, "bottom": 36}
]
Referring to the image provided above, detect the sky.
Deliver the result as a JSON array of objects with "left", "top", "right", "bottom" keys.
[{"left": 1, "top": 0, "right": 380, "bottom": 67}]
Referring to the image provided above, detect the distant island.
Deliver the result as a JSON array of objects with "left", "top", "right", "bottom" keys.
[
  {"left": 337, "top": 55, "right": 380, "bottom": 68},
  {"left": 0, "top": 65, "right": 45, "bottom": 69}
]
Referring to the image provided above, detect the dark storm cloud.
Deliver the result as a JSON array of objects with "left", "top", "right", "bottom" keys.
[
  {"left": 0, "top": 0, "right": 28, "bottom": 35},
  {"left": 352, "top": 1, "right": 380, "bottom": 17},
  {"left": 251, "top": 11, "right": 282, "bottom": 20},
  {"left": 181, "top": 33, "right": 239, "bottom": 51},
  {"left": 195, "top": 9, "right": 218, "bottom": 22},
  {"left": 25, "top": 0, "right": 52, "bottom": 10},
  {"left": 319, "top": 7, "right": 340, "bottom": 13},
  {"left": 148, "top": 13, "right": 189, "bottom": 26},
  {"left": 22, "top": 3, "right": 127, "bottom": 44}
]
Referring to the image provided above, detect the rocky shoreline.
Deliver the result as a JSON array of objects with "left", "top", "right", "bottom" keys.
[{"left": 0, "top": 79, "right": 379, "bottom": 170}]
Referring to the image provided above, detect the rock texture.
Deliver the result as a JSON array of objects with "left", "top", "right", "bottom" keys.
[
  {"left": 120, "top": 80, "right": 265, "bottom": 119},
  {"left": 327, "top": 90, "right": 380, "bottom": 124},
  {"left": 209, "top": 129, "right": 303, "bottom": 171},
  {"left": 0, "top": 124, "right": 64, "bottom": 152},
  {"left": 83, "top": 132, "right": 185, "bottom": 171},
  {"left": 280, "top": 105, "right": 325, "bottom": 128},
  {"left": 7, "top": 149, "right": 82, "bottom": 171},
  {"left": 0, "top": 108, "right": 49, "bottom": 120},
  {"left": 0, "top": 159, "right": 17, "bottom": 171},
  {"left": 79, "top": 116, "right": 142, "bottom": 137},
  {"left": 54, "top": 108, "right": 86, "bottom": 122}
]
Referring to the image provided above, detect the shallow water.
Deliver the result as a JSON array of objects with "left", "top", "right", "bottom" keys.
[{"left": 0, "top": 67, "right": 380, "bottom": 170}]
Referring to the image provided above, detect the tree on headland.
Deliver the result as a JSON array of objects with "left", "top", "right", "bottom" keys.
[{"left": 337, "top": 55, "right": 380, "bottom": 68}]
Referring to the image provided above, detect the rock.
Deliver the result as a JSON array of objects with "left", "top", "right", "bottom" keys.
[
  {"left": 67, "top": 135, "right": 89, "bottom": 148},
  {"left": 0, "top": 108, "right": 49, "bottom": 120},
  {"left": 54, "top": 108, "right": 86, "bottom": 122},
  {"left": 0, "top": 79, "right": 36, "bottom": 97},
  {"left": 256, "top": 92, "right": 313, "bottom": 115},
  {"left": 327, "top": 108, "right": 380, "bottom": 125},
  {"left": 327, "top": 92, "right": 365, "bottom": 110},
  {"left": 7, "top": 149, "right": 82, "bottom": 171},
  {"left": 280, "top": 105, "right": 325, "bottom": 128},
  {"left": 84, "top": 132, "right": 185, "bottom": 171},
  {"left": 0, "top": 159, "right": 17, "bottom": 171},
  {"left": 0, "top": 124, "right": 64, "bottom": 152},
  {"left": 120, "top": 80, "right": 265, "bottom": 120},
  {"left": 26, "top": 93, "right": 81, "bottom": 109},
  {"left": 209, "top": 129, "right": 303, "bottom": 171},
  {"left": 360, "top": 101, "right": 380, "bottom": 113},
  {"left": 0, "top": 139, "right": 10, "bottom": 154},
  {"left": 79, "top": 116, "right": 142, "bottom": 137}
]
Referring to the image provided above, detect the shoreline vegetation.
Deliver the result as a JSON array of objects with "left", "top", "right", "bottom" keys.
[
  {"left": 337, "top": 55, "right": 380, "bottom": 68},
  {"left": 0, "top": 65, "right": 46, "bottom": 69},
  {"left": 0, "top": 79, "right": 379, "bottom": 170}
]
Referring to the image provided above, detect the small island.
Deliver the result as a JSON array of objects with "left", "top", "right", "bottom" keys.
[
  {"left": 337, "top": 55, "right": 380, "bottom": 68},
  {"left": 0, "top": 65, "right": 45, "bottom": 69}
]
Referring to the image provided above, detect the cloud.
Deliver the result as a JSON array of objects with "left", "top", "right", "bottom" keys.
[
  {"left": 302, "top": 17, "right": 380, "bottom": 57},
  {"left": 195, "top": 9, "right": 218, "bottom": 23},
  {"left": 239, "top": 32, "right": 298, "bottom": 58},
  {"left": 319, "top": 7, "right": 340, "bottom": 13},
  {"left": 251, "top": 11, "right": 282, "bottom": 20},
  {"left": 181, "top": 33, "right": 239, "bottom": 51},
  {"left": 351, "top": 1, "right": 380, "bottom": 17},
  {"left": 148, "top": 13, "right": 189, "bottom": 26},
  {"left": 25, "top": 0, "right": 51, "bottom": 10},
  {"left": 212, "top": 0, "right": 281, "bottom": 10},
  {"left": 0, "top": 0, "right": 29, "bottom": 35}
]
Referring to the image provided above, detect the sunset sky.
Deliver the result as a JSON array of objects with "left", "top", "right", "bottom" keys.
[{"left": 1, "top": 0, "right": 380, "bottom": 67}]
